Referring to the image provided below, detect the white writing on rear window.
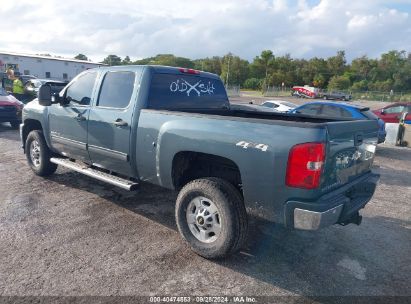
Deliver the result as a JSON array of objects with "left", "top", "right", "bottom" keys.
[{"left": 170, "top": 79, "right": 215, "bottom": 97}]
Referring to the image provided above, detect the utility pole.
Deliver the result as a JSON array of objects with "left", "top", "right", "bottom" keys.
[{"left": 226, "top": 56, "right": 231, "bottom": 87}]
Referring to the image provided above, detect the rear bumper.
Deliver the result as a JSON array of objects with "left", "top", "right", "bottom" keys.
[{"left": 285, "top": 172, "right": 379, "bottom": 230}]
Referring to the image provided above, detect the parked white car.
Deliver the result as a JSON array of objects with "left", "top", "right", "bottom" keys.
[{"left": 261, "top": 100, "right": 297, "bottom": 112}]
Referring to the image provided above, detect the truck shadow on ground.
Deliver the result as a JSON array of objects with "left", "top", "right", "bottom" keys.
[
  {"left": 376, "top": 167, "right": 411, "bottom": 187},
  {"left": 0, "top": 123, "right": 19, "bottom": 136},
  {"left": 376, "top": 145, "right": 411, "bottom": 161},
  {"left": 47, "top": 171, "right": 410, "bottom": 296}
]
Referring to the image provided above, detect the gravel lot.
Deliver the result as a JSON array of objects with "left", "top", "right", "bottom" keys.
[{"left": 0, "top": 113, "right": 410, "bottom": 297}]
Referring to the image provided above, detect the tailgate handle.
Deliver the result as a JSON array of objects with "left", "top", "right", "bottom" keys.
[{"left": 355, "top": 134, "right": 363, "bottom": 146}]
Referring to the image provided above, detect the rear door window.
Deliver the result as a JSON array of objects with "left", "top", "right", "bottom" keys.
[
  {"left": 296, "top": 104, "right": 321, "bottom": 115},
  {"left": 321, "top": 105, "right": 343, "bottom": 117},
  {"left": 97, "top": 71, "right": 135, "bottom": 108},
  {"left": 340, "top": 107, "right": 353, "bottom": 118},
  {"left": 262, "top": 102, "right": 277, "bottom": 108},
  {"left": 148, "top": 73, "right": 228, "bottom": 110}
]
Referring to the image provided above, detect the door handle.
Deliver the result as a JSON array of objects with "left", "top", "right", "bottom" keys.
[
  {"left": 74, "top": 114, "right": 86, "bottom": 121},
  {"left": 114, "top": 118, "right": 128, "bottom": 127}
]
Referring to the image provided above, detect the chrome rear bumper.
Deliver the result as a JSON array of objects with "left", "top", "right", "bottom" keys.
[{"left": 294, "top": 204, "right": 343, "bottom": 230}]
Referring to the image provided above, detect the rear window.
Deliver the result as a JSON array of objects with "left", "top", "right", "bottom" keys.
[
  {"left": 362, "top": 110, "right": 379, "bottom": 120},
  {"left": 148, "top": 73, "right": 228, "bottom": 110}
]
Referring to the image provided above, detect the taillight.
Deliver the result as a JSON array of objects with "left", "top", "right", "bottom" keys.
[
  {"left": 179, "top": 68, "right": 200, "bottom": 74},
  {"left": 286, "top": 142, "right": 326, "bottom": 189}
]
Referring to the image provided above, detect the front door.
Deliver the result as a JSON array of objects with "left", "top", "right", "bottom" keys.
[
  {"left": 87, "top": 70, "right": 137, "bottom": 176},
  {"left": 48, "top": 71, "right": 97, "bottom": 162}
]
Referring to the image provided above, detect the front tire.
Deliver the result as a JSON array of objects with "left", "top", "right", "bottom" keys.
[
  {"left": 175, "top": 178, "right": 248, "bottom": 259},
  {"left": 25, "top": 130, "right": 57, "bottom": 176}
]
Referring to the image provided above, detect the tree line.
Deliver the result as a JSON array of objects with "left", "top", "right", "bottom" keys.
[{"left": 74, "top": 50, "right": 411, "bottom": 92}]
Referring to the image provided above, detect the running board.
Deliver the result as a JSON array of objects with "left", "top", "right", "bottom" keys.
[{"left": 50, "top": 157, "right": 139, "bottom": 191}]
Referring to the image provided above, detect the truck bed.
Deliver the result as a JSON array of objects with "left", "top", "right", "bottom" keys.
[{"left": 152, "top": 107, "right": 353, "bottom": 125}]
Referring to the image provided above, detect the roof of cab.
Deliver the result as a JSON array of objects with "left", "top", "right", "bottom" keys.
[{"left": 91, "top": 65, "right": 221, "bottom": 80}]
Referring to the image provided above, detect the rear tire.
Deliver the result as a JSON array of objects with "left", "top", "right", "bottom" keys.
[
  {"left": 25, "top": 130, "right": 57, "bottom": 176},
  {"left": 175, "top": 178, "right": 248, "bottom": 259}
]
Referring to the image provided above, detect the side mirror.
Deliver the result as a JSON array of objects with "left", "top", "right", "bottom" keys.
[
  {"left": 38, "top": 85, "right": 52, "bottom": 106},
  {"left": 380, "top": 109, "right": 386, "bottom": 115}
]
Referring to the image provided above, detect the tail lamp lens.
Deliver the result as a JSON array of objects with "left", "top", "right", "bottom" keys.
[{"left": 286, "top": 142, "right": 326, "bottom": 189}]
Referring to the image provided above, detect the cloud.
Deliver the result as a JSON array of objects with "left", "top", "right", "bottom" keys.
[{"left": 0, "top": 0, "right": 410, "bottom": 62}]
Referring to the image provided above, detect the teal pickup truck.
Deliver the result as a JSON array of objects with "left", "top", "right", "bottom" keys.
[{"left": 20, "top": 65, "right": 379, "bottom": 258}]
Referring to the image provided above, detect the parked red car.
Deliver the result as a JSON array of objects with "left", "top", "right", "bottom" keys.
[
  {"left": 0, "top": 87, "right": 24, "bottom": 129},
  {"left": 373, "top": 102, "right": 411, "bottom": 124}
]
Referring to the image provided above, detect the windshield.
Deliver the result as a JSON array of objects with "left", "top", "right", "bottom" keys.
[{"left": 31, "top": 80, "right": 45, "bottom": 88}]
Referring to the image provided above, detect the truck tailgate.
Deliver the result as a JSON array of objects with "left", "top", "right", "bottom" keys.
[{"left": 322, "top": 120, "right": 379, "bottom": 192}]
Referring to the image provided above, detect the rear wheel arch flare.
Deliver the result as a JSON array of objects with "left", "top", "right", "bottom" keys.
[{"left": 171, "top": 151, "right": 242, "bottom": 191}]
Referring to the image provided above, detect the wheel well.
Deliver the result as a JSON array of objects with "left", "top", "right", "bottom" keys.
[
  {"left": 22, "top": 119, "right": 43, "bottom": 152},
  {"left": 172, "top": 151, "right": 242, "bottom": 191}
]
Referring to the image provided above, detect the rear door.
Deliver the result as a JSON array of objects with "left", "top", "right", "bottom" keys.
[
  {"left": 322, "top": 120, "right": 378, "bottom": 191},
  {"left": 87, "top": 70, "right": 138, "bottom": 176}
]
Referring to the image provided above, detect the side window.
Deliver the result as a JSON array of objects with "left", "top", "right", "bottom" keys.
[
  {"left": 321, "top": 105, "right": 343, "bottom": 117},
  {"left": 297, "top": 104, "right": 321, "bottom": 115},
  {"left": 65, "top": 72, "right": 97, "bottom": 106},
  {"left": 340, "top": 107, "right": 353, "bottom": 118},
  {"left": 263, "top": 102, "right": 277, "bottom": 108},
  {"left": 97, "top": 71, "right": 135, "bottom": 108},
  {"left": 385, "top": 105, "right": 405, "bottom": 114}
]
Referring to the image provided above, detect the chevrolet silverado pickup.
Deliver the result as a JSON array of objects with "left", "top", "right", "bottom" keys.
[{"left": 20, "top": 65, "right": 379, "bottom": 258}]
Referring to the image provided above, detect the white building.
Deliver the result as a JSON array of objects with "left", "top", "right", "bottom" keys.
[{"left": 0, "top": 51, "right": 105, "bottom": 82}]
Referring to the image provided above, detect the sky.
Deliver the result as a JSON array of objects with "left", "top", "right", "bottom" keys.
[{"left": 0, "top": 0, "right": 410, "bottom": 62}]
